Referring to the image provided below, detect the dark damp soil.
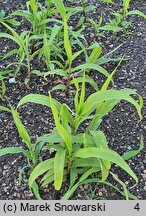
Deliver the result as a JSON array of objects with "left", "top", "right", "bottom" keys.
[{"left": 0, "top": 0, "right": 146, "bottom": 200}]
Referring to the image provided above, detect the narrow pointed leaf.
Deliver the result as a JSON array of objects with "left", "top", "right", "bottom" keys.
[
  {"left": 122, "top": 136, "right": 144, "bottom": 160},
  {"left": 29, "top": 158, "right": 54, "bottom": 188},
  {"left": 0, "top": 147, "right": 31, "bottom": 158},
  {"left": 87, "top": 47, "right": 102, "bottom": 63},
  {"left": 0, "top": 106, "right": 11, "bottom": 112},
  {"left": 11, "top": 108, "right": 31, "bottom": 149},
  {"left": 73, "top": 63, "right": 110, "bottom": 77},
  {"left": 81, "top": 89, "right": 142, "bottom": 120},
  {"left": 54, "top": 148, "right": 66, "bottom": 190},
  {"left": 17, "top": 94, "right": 61, "bottom": 110},
  {"left": 49, "top": 93, "right": 72, "bottom": 153},
  {"left": 127, "top": 10, "right": 146, "bottom": 19},
  {"left": 73, "top": 147, "right": 138, "bottom": 186}
]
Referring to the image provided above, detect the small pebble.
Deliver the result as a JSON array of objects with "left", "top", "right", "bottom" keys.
[
  {"left": 98, "top": 191, "right": 103, "bottom": 196},
  {"left": 119, "top": 77, "right": 125, "bottom": 80},
  {"left": 3, "top": 165, "right": 9, "bottom": 170},
  {"left": 83, "top": 185, "right": 89, "bottom": 190},
  {"left": 78, "top": 193, "right": 82, "bottom": 198},
  {"left": 137, "top": 32, "right": 142, "bottom": 36},
  {"left": 127, "top": 146, "right": 132, "bottom": 150},
  {"left": 9, "top": 78, "right": 17, "bottom": 84},
  {"left": 142, "top": 174, "right": 146, "bottom": 181},
  {"left": 109, "top": 44, "right": 113, "bottom": 48}
]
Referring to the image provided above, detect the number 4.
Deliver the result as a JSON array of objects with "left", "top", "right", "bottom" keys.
[{"left": 134, "top": 203, "right": 140, "bottom": 211}]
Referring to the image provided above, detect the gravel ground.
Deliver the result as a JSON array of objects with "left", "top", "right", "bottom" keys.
[{"left": 0, "top": 0, "right": 146, "bottom": 200}]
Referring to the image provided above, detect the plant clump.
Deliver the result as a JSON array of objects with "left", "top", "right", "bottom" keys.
[{"left": 0, "top": 0, "right": 145, "bottom": 200}]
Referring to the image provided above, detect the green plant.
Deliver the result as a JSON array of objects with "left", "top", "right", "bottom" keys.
[
  {"left": 12, "top": 0, "right": 64, "bottom": 59},
  {"left": 0, "top": 69, "right": 143, "bottom": 200},
  {"left": 0, "top": 10, "right": 20, "bottom": 27},
  {"left": 0, "top": 23, "right": 60, "bottom": 85},
  {"left": 12, "top": 0, "right": 85, "bottom": 52},
  {"left": 101, "top": 0, "right": 146, "bottom": 33},
  {"left": 0, "top": 25, "right": 37, "bottom": 85},
  {"left": 40, "top": 1, "right": 122, "bottom": 96},
  {"left": 0, "top": 20, "right": 65, "bottom": 84},
  {"left": 74, "top": 1, "right": 105, "bottom": 40},
  {"left": 45, "top": 0, "right": 130, "bottom": 97},
  {"left": 75, "top": 0, "right": 96, "bottom": 26},
  {"left": 0, "top": 104, "right": 46, "bottom": 199},
  {"left": 0, "top": 0, "right": 87, "bottom": 85},
  {"left": 0, "top": 0, "right": 144, "bottom": 201},
  {"left": 48, "top": 40, "right": 129, "bottom": 97},
  {"left": 0, "top": 10, "right": 32, "bottom": 80},
  {"left": 39, "top": 0, "right": 91, "bottom": 96},
  {"left": 0, "top": 0, "right": 126, "bottom": 92},
  {"left": 12, "top": 0, "right": 51, "bottom": 35}
]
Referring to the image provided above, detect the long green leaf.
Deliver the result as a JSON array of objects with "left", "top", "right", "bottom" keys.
[
  {"left": 123, "top": 0, "right": 131, "bottom": 13},
  {"left": 1, "top": 80, "right": 6, "bottom": 96},
  {"left": 0, "top": 21, "right": 24, "bottom": 47},
  {"left": 127, "top": 10, "right": 146, "bottom": 19},
  {"left": 31, "top": 181, "right": 41, "bottom": 200},
  {"left": 72, "top": 158, "right": 100, "bottom": 168},
  {"left": 90, "top": 130, "right": 111, "bottom": 180},
  {"left": 17, "top": 94, "right": 61, "bottom": 110},
  {"left": 87, "top": 100, "right": 119, "bottom": 130},
  {"left": 49, "top": 93, "right": 72, "bottom": 153},
  {"left": 41, "top": 169, "right": 54, "bottom": 183},
  {"left": 12, "top": 11, "right": 33, "bottom": 23},
  {"left": 11, "top": 108, "right": 31, "bottom": 150},
  {"left": 71, "top": 75, "right": 98, "bottom": 91},
  {"left": 2, "top": 49, "right": 18, "bottom": 60},
  {"left": 0, "top": 33, "right": 19, "bottom": 44},
  {"left": 0, "top": 106, "right": 11, "bottom": 112},
  {"left": 122, "top": 136, "right": 144, "bottom": 160},
  {"left": 48, "top": 25, "right": 60, "bottom": 45},
  {"left": 36, "top": 132, "right": 62, "bottom": 144},
  {"left": 54, "top": 148, "right": 66, "bottom": 190},
  {"left": 54, "top": 0, "right": 66, "bottom": 20},
  {"left": 64, "top": 19, "right": 72, "bottom": 65},
  {"left": 87, "top": 47, "right": 102, "bottom": 63},
  {"left": 73, "top": 147, "right": 138, "bottom": 187},
  {"left": 87, "top": 59, "right": 123, "bottom": 130},
  {"left": 73, "top": 63, "right": 110, "bottom": 77},
  {"left": 78, "top": 72, "right": 85, "bottom": 113},
  {"left": 42, "top": 174, "right": 54, "bottom": 187},
  {"left": 29, "top": 158, "right": 54, "bottom": 188},
  {"left": 60, "top": 104, "right": 74, "bottom": 131},
  {"left": 81, "top": 89, "right": 142, "bottom": 120},
  {"left": 0, "top": 147, "right": 31, "bottom": 158},
  {"left": 100, "top": 25, "right": 123, "bottom": 31},
  {"left": 70, "top": 168, "right": 77, "bottom": 188},
  {"left": 101, "top": 58, "right": 123, "bottom": 91}
]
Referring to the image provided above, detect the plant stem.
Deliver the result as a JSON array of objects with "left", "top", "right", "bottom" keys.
[
  {"left": 65, "top": 64, "right": 72, "bottom": 98},
  {"left": 31, "top": 40, "right": 36, "bottom": 55},
  {"left": 65, "top": 76, "right": 70, "bottom": 98},
  {"left": 82, "top": 2, "right": 87, "bottom": 22}
]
